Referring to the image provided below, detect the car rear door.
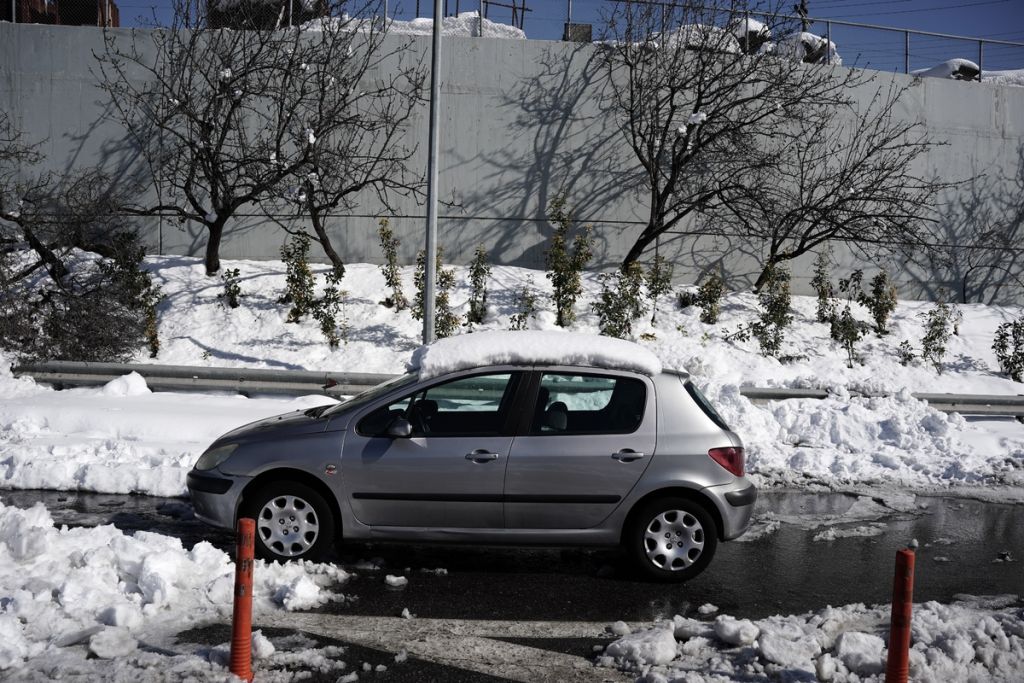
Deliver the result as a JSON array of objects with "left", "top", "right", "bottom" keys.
[
  {"left": 342, "top": 371, "right": 523, "bottom": 529},
  {"left": 503, "top": 370, "right": 656, "bottom": 529}
]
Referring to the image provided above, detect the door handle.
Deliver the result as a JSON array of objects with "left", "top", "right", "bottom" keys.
[
  {"left": 466, "top": 450, "right": 500, "bottom": 463},
  {"left": 613, "top": 449, "right": 645, "bottom": 462}
]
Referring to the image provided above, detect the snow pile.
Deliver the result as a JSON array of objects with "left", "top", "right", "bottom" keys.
[
  {"left": 662, "top": 24, "right": 740, "bottom": 53},
  {"left": 913, "top": 58, "right": 980, "bottom": 80},
  {"left": 0, "top": 500, "right": 349, "bottom": 674},
  {"left": 0, "top": 364, "right": 331, "bottom": 497},
  {"left": 388, "top": 11, "right": 525, "bottom": 40},
  {"left": 598, "top": 595, "right": 1024, "bottom": 681},
  {"left": 771, "top": 31, "right": 843, "bottom": 65},
  {"left": 409, "top": 330, "right": 664, "bottom": 380},
  {"left": 984, "top": 69, "right": 1024, "bottom": 87}
]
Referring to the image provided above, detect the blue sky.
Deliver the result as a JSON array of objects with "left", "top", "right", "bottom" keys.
[{"left": 117, "top": 1, "right": 1024, "bottom": 71}]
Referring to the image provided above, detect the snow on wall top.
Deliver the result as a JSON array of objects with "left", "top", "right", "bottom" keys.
[
  {"left": 408, "top": 331, "right": 664, "bottom": 380},
  {"left": 302, "top": 11, "right": 525, "bottom": 40}
]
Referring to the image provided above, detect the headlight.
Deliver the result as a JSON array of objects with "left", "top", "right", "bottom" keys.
[{"left": 194, "top": 444, "right": 238, "bottom": 471}]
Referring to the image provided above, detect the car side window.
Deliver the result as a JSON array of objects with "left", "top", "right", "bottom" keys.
[
  {"left": 530, "top": 373, "right": 646, "bottom": 435},
  {"left": 358, "top": 373, "right": 517, "bottom": 437}
]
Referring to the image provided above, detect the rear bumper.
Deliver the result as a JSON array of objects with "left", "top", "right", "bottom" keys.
[
  {"left": 186, "top": 469, "right": 248, "bottom": 530},
  {"left": 703, "top": 478, "right": 757, "bottom": 541}
]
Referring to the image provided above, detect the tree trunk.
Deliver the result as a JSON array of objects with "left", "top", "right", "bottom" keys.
[
  {"left": 22, "top": 225, "right": 68, "bottom": 283},
  {"left": 752, "top": 261, "right": 776, "bottom": 292},
  {"left": 205, "top": 221, "right": 224, "bottom": 276},
  {"left": 310, "top": 211, "right": 345, "bottom": 277},
  {"left": 622, "top": 232, "right": 655, "bottom": 269}
]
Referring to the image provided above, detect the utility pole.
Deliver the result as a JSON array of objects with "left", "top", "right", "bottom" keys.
[
  {"left": 423, "top": 0, "right": 444, "bottom": 344},
  {"left": 794, "top": 1, "right": 810, "bottom": 32}
]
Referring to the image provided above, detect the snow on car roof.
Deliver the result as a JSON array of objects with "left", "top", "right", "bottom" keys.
[{"left": 408, "top": 330, "right": 664, "bottom": 380}]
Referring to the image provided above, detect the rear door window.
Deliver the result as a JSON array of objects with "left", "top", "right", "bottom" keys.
[{"left": 530, "top": 373, "right": 646, "bottom": 435}]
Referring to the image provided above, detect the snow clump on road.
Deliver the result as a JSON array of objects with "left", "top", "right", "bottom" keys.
[{"left": 599, "top": 595, "right": 1024, "bottom": 681}]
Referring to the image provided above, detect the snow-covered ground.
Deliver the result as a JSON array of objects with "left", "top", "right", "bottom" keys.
[
  {"left": 0, "top": 254, "right": 1022, "bottom": 679},
  {"left": 1, "top": 255, "right": 1020, "bottom": 499}
]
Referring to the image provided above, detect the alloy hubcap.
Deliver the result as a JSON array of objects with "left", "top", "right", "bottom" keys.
[
  {"left": 256, "top": 494, "right": 319, "bottom": 557},
  {"left": 643, "top": 509, "right": 704, "bottom": 571}
]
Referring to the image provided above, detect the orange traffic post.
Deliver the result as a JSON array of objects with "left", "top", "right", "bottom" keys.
[
  {"left": 885, "top": 546, "right": 916, "bottom": 683},
  {"left": 230, "top": 518, "right": 256, "bottom": 682}
]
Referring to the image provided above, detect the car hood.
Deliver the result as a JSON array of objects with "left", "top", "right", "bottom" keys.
[{"left": 218, "top": 408, "right": 337, "bottom": 443}]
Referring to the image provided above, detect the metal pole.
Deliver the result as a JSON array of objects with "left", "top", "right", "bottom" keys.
[
  {"left": 384, "top": 0, "right": 388, "bottom": 21},
  {"left": 11, "top": 0, "right": 16, "bottom": 23},
  {"left": 424, "top": 0, "right": 443, "bottom": 344},
  {"left": 978, "top": 40, "right": 984, "bottom": 81},
  {"left": 567, "top": 0, "right": 572, "bottom": 24},
  {"left": 904, "top": 31, "right": 909, "bottom": 74},
  {"left": 478, "top": 0, "right": 484, "bottom": 36},
  {"left": 826, "top": 21, "right": 832, "bottom": 65},
  {"left": 288, "top": 0, "right": 293, "bottom": 28}
]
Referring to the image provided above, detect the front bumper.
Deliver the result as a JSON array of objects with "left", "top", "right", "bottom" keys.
[
  {"left": 186, "top": 469, "right": 249, "bottom": 530},
  {"left": 703, "top": 478, "right": 757, "bottom": 541}
]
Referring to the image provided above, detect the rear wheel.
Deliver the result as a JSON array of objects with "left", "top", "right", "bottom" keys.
[
  {"left": 241, "top": 481, "right": 335, "bottom": 562},
  {"left": 627, "top": 497, "right": 717, "bottom": 582}
]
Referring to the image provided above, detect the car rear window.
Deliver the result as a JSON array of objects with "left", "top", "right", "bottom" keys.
[{"left": 684, "top": 380, "right": 730, "bottom": 431}]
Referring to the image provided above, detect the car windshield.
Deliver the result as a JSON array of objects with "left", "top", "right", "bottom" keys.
[{"left": 321, "top": 373, "right": 418, "bottom": 417}]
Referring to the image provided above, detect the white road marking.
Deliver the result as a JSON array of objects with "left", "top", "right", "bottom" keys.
[{"left": 258, "top": 612, "right": 635, "bottom": 682}]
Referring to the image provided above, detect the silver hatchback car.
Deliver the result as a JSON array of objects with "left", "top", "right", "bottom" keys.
[{"left": 187, "top": 332, "right": 755, "bottom": 581}]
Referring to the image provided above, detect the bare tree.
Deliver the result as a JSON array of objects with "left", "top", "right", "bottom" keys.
[
  {"left": 263, "top": 17, "right": 425, "bottom": 274},
  {"left": 601, "top": 0, "right": 865, "bottom": 268},
  {"left": 712, "top": 82, "right": 947, "bottom": 291},
  {"left": 98, "top": 0, "right": 417, "bottom": 276}
]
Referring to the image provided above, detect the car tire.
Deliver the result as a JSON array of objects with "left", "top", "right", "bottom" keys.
[
  {"left": 627, "top": 497, "right": 718, "bottom": 582},
  {"left": 241, "top": 481, "right": 336, "bottom": 562}
]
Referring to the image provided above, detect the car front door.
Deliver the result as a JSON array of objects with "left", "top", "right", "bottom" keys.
[
  {"left": 342, "top": 371, "right": 523, "bottom": 529},
  {"left": 504, "top": 371, "right": 656, "bottom": 529}
]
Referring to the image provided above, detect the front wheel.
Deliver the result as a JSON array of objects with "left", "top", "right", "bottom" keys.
[
  {"left": 627, "top": 497, "right": 718, "bottom": 582},
  {"left": 241, "top": 481, "right": 336, "bottom": 562}
]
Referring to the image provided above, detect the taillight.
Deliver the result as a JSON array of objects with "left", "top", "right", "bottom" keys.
[{"left": 709, "top": 447, "right": 744, "bottom": 477}]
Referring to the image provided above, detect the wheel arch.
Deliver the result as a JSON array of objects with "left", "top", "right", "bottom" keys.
[
  {"left": 239, "top": 468, "right": 343, "bottom": 538},
  {"left": 620, "top": 487, "right": 725, "bottom": 544}
]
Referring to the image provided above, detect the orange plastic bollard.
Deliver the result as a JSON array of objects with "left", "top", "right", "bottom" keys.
[
  {"left": 885, "top": 547, "right": 916, "bottom": 683},
  {"left": 230, "top": 518, "right": 256, "bottom": 682}
]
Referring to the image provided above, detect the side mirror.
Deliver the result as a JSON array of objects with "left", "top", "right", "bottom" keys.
[{"left": 387, "top": 417, "right": 413, "bottom": 438}]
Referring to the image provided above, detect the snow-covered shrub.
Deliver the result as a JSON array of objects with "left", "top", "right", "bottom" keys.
[
  {"left": 544, "top": 196, "right": 593, "bottom": 327},
  {"left": 897, "top": 339, "right": 916, "bottom": 366},
  {"left": 693, "top": 273, "right": 724, "bottom": 324},
  {"left": 467, "top": 245, "right": 491, "bottom": 325},
  {"left": 98, "top": 233, "right": 164, "bottom": 359},
  {"left": 993, "top": 318, "right": 1024, "bottom": 382},
  {"left": 508, "top": 287, "right": 537, "bottom": 331},
  {"left": 218, "top": 267, "right": 242, "bottom": 309},
  {"left": 750, "top": 263, "right": 792, "bottom": 357},
  {"left": 593, "top": 261, "right": 647, "bottom": 339},
  {"left": 645, "top": 254, "right": 674, "bottom": 324},
  {"left": 377, "top": 218, "right": 407, "bottom": 310},
  {"left": 279, "top": 232, "right": 315, "bottom": 323},
  {"left": 864, "top": 271, "right": 898, "bottom": 335},
  {"left": 311, "top": 267, "right": 348, "bottom": 349},
  {"left": 921, "top": 295, "right": 960, "bottom": 372},
  {"left": 810, "top": 249, "right": 835, "bottom": 324}
]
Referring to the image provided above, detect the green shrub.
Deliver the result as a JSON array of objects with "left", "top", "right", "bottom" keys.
[
  {"left": 544, "top": 196, "right": 593, "bottom": 327},
  {"left": 413, "top": 247, "right": 461, "bottom": 337},
  {"left": 830, "top": 305, "right": 863, "bottom": 368},
  {"left": 377, "top": 218, "right": 407, "bottom": 310},
  {"left": 99, "top": 233, "right": 164, "bottom": 358},
  {"left": 750, "top": 263, "right": 792, "bottom": 357},
  {"left": 697, "top": 273, "right": 724, "bottom": 325},
  {"left": 993, "top": 318, "right": 1024, "bottom": 382},
  {"left": 810, "top": 249, "right": 835, "bottom": 324},
  {"left": 508, "top": 288, "right": 537, "bottom": 331},
  {"left": 219, "top": 268, "right": 242, "bottom": 309},
  {"left": 645, "top": 255, "right": 674, "bottom": 324},
  {"left": 311, "top": 266, "right": 348, "bottom": 349},
  {"left": 593, "top": 261, "right": 647, "bottom": 339},
  {"left": 467, "top": 244, "right": 491, "bottom": 325},
  {"left": 921, "top": 295, "right": 959, "bottom": 372},
  {"left": 897, "top": 340, "right": 916, "bottom": 366},
  {"left": 279, "top": 232, "right": 315, "bottom": 323},
  {"left": 864, "top": 271, "right": 898, "bottom": 335}
]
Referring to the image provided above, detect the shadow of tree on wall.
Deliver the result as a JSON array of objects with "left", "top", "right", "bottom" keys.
[
  {"left": 452, "top": 42, "right": 645, "bottom": 270},
  {"left": 905, "top": 146, "right": 1024, "bottom": 305}
]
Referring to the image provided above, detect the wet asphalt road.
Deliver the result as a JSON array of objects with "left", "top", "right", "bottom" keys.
[{"left": 3, "top": 488, "right": 1021, "bottom": 623}]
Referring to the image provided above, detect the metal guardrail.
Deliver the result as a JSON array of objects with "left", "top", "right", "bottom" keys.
[{"left": 11, "top": 361, "right": 1024, "bottom": 417}]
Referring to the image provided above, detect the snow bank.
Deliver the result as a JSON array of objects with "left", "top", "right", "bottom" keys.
[
  {"left": 599, "top": 595, "right": 1024, "bottom": 681},
  {"left": 913, "top": 58, "right": 980, "bottom": 80},
  {"left": 772, "top": 31, "right": 842, "bottom": 65},
  {"left": 984, "top": 68, "right": 1024, "bottom": 87},
  {"left": 409, "top": 330, "right": 665, "bottom": 380},
  {"left": 303, "top": 11, "right": 525, "bottom": 40},
  {"left": 0, "top": 500, "right": 349, "bottom": 674}
]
